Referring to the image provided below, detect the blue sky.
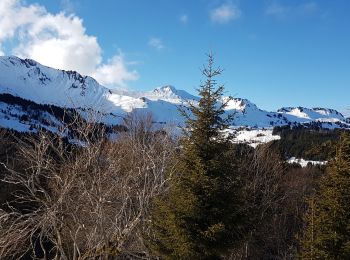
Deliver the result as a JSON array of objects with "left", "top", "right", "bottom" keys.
[{"left": 0, "top": 0, "right": 349, "bottom": 115}]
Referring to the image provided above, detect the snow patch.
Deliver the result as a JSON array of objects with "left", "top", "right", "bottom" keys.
[
  {"left": 287, "top": 157, "right": 327, "bottom": 167},
  {"left": 232, "top": 129, "right": 281, "bottom": 148}
]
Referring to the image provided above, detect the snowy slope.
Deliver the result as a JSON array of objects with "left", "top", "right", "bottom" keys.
[
  {"left": 0, "top": 56, "right": 349, "bottom": 133},
  {"left": 278, "top": 107, "right": 345, "bottom": 125},
  {"left": 0, "top": 56, "right": 109, "bottom": 109},
  {"left": 232, "top": 129, "right": 281, "bottom": 148},
  {"left": 287, "top": 157, "right": 327, "bottom": 167}
]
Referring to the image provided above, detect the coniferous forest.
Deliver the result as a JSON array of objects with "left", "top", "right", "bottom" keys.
[{"left": 0, "top": 55, "right": 349, "bottom": 259}]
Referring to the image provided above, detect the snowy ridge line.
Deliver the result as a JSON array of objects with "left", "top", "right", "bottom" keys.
[{"left": 0, "top": 55, "right": 349, "bottom": 133}]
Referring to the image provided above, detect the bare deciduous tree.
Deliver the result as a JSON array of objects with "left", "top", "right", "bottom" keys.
[
  {"left": 227, "top": 144, "right": 323, "bottom": 260},
  {"left": 0, "top": 111, "right": 176, "bottom": 259},
  {"left": 227, "top": 144, "right": 286, "bottom": 260}
]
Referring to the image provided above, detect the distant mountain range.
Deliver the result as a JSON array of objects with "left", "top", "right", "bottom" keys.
[{"left": 0, "top": 56, "right": 349, "bottom": 133}]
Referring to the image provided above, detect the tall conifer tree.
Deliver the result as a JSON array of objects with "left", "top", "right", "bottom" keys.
[
  {"left": 300, "top": 132, "right": 350, "bottom": 259},
  {"left": 147, "top": 54, "right": 246, "bottom": 259}
]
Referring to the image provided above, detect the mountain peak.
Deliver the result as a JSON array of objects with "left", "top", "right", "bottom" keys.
[
  {"left": 0, "top": 55, "right": 108, "bottom": 109},
  {"left": 1, "top": 56, "right": 38, "bottom": 68},
  {"left": 148, "top": 85, "right": 198, "bottom": 102},
  {"left": 224, "top": 97, "right": 259, "bottom": 112},
  {"left": 0, "top": 56, "right": 349, "bottom": 131},
  {"left": 154, "top": 85, "right": 177, "bottom": 93},
  {"left": 152, "top": 85, "right": 178, "bottom": 97}
]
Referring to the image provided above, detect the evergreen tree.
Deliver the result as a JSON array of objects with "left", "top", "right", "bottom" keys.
[
  {"left": 147, "top": 54, "right": 247, "bottom": 259},
  {"left": 300, "top": 132, "right": 350, "bottom": 259}
]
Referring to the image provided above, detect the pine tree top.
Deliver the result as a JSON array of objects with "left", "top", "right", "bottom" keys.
[{"left": 179, "top": 54, "right": 234, "bottom": 147}]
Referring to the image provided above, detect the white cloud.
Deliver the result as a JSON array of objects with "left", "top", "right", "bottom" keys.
[
  {"left": 92, "top": 53, "right": 139, "bottom": 87},
  {"left": 148, "top": 37, "right": 164, "bottom": 50},
  {"left": 0, "top": 0, "right": 138, "bottom": 88},
  {"left": 0, "top": 0, "right": 46, "bottom": 40},
  {"left": 210, "top": 3, "right": 241, "bottom": 24},
  {"left": 13, "top": 13, "right": 102, "bottom": 76},
  {"left": 179, "top": 14, "right": 188, "bottom": 23}
]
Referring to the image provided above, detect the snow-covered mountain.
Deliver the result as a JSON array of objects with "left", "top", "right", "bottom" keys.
[{"left": 0, "top": 56, "right": 349, "bottom": 133}]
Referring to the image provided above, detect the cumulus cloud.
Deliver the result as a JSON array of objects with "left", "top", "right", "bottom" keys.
[
  {"left": 0, "top": 0, "right": 138, "bottom": 88},
  {"left": 13, "top": 13, "right": 102, "bottom": 76},
  {"left": 92, "top": 53, "right": 138, "bottom": 87},
  {"left": 148, "top": 37, "right": 164, "bottom": 50},
  {"left": 210, "top": 3, "right": 241, "bottom": 24}
]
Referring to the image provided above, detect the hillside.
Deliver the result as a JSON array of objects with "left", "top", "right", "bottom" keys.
[{"left": 0, "top": 56, "right": 349, "bottom": 134}]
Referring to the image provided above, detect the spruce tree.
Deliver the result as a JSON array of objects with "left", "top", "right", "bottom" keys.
[
  {"left": 147, "top": 54, "right": 247, "bottom": 259},
  {"left": 300, "top": 132, "right": 350, "bottom": 259}
]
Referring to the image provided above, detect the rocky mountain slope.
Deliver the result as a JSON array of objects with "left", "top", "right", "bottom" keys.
[{"left": 0, "top": 56, "right": 349, "bottom": 133}]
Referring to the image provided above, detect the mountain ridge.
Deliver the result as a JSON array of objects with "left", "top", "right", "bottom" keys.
[{"left": 0, "top": 55, "right": 349, "bottom": 132}]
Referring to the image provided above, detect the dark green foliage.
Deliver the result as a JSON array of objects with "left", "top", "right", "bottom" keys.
[
  {"left": 147, "top": 54, "right": 247, "bottom": 259},
  {"left": 271, "top": 125, "right": 345, "bottom": 161},
  {"left": 300, "top": 132, "right": 350, "bottom": 259}
]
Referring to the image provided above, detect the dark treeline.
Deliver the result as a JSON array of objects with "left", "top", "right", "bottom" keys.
[
  {"left": 0, "top": 55, "right": 349, "bottom": 259},
  {"left": 271, "top": 125, "right": 345, "bottom": 161},
  {"left": 0, "top": 93, "right": 125, "bottom": 135}
]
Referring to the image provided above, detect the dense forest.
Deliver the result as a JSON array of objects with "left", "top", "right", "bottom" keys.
[
  {"left": 271, "top": 125, "right": 344, "bottom": 161},
  {"left": 0, "top": 56, "right": 349, "bottom": 259}
]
